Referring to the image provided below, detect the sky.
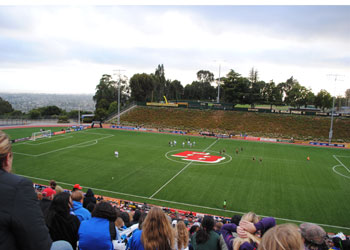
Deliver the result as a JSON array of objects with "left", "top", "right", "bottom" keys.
[{"left": 0, "top": 4, "right": 349, "bottom": 96}]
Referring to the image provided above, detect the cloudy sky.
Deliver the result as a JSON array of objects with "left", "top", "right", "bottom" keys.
[{"left": 0, "top": 5, "right": 349, "bottom": 96}]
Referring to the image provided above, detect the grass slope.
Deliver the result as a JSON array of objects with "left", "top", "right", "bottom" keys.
[
  {"left": 120, "top": 107, "right": 350, "bottom": 142},
  {"left": 6, "top": 128, "right": 350, "bottom": 233}
]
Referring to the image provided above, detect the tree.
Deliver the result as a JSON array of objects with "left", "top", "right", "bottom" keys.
[
  {"left": 152, "top": 64, "right": 166, "bottom": 102},
  {"left": 197, "top": 70, "right": 214, "bottom": 83},
  {"left": 167, "top": 80, "right": 183, "bottom": 100},
  {"left": 221, "top": 70, "right": 249, "bottom": 106},
  {"left": 39, "top": 106, "right": 62, "bottom": 116},
  {"left": 345, "top": 89, "right": 350, "bottom": 106},
  {"left": 94, "top": 108, "right": 108, "bottom": 121},
  {"left": 93, "top": 74, "right": 116, "bottom": 110},
  {"left": 29, "top": 109, "right": 41, "bottom": 119},
  {"left": 183, "top": 81, "right": 216, "bottom": 101},
  {"left": 0, "top": 97, "right": 14, "bottom": 115},
  {"left": 108, "top": 101, "right": 118, "bottom": 115},
  {"left": 262, "top": 81, "right": 283, "bottom": 109},
  {"left": 248, "top": 67, "right": 258, "bottom": 83},
  {"left": 314, "top": 89, "right": 332, "bottom": 111},
  {"left": 129, "top": 73, "right": 154, "bottom": 102}
]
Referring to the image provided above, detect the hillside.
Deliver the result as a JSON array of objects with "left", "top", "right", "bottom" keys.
[{"left": 120, "top": 107, "right": 350, "bottom": 142}]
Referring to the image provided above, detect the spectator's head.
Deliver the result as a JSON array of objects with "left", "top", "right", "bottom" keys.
[
  {"left": 141, "top": 207, "right": 175, "bottom": 250},
  {"left": 42, "top": 187, "right": 56, "bottom": 200},
  {"left": 176, "top": 220, "right": 189, "bottom": 250},
  {"left": 92, "top": 201, "right": 117, "bottom": 222},
  {"left": 196, "top": 215, "right": 215, "bottom": 244},
  {"left": 233, "top": 212, "right": 261, "bottom": 250},
  {"left": 138, "top": 212, "right": 147, "bottom": 230},
  {"left": 189, "top": 225, "right": 200, "bottom": 235},
  {"left": 46, "top": 192, "right": 72, "bottom": 219},
  {"left": 299, "top": 223, "right": 327, "bottom": 250},
  {"left": 115, "top": 217, "right": 125, "bottom": 229},
  {"left": 258, "top": 224, "right": 304, "bottom": 250},
  {"left": 214, "top": 221, "right": 223, "bottom": 231},
  {"left": 133, "top": 209, "right": 141, "bottom": 222},
  {"left": 0, "top": 131, "right": 12, "bottom": 172},
  {"left": 85, "top": 188, "right": 94, "bottom": 197},
  {"left": 86, "top": 202, "right": 95, "bottom": 213},
  {"left": 49, "top": 180, "right": 57, "bottom": 189},
  {"left": 71, "top": 190, "right": 84, "bottom": 203},
  {"left": 241, "top": 212, "right": 260, "bottom": 224},
  {"left": 72, "top": 184, "right": 82, "bottom": 192},
  {"left": 231, "top": 215, "right": 242, "bottom": 225},
  {"left": 120, "top": 211, "right": 131, "bottom": 227}
]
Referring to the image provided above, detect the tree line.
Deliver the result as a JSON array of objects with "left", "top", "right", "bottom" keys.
[{"left": 93, "top": 65, "right": 350, "bottom": 120}]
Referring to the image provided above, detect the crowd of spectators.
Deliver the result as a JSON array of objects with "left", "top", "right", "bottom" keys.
[{"left": 1, "top": 130, "right": 350, "bottom": 250}]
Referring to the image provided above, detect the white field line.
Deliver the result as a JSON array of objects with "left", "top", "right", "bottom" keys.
[
  {"left": 20, "top": 174, "right": 350, "bottom": 230},
  {"left": 332, "top": 155, "right": 350, "bottom": 179},
  {"left": 23, "top": 136, "right": 73, "bottom": 146},
  {"left": 149, "top": 139, "right": 219, "bottom": 199},
  {"left": 333, "top": 155, "right": 350, "bottom": 173},
  {"left": 13, "top": 134, "right": 114, "bottom": 157}
]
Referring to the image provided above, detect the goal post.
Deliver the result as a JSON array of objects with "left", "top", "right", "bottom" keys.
[{"left": 32, "top": 130, "right": 52, "bottom": 141}]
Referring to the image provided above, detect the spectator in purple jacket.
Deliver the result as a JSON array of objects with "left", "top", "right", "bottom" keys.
[{"left": 221, "top": 212, "right": 276, "bottom": 250}]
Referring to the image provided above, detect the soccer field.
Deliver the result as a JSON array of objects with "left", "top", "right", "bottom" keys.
[{"left": 6, "top": 128, "right": 350, "bottom": 234}]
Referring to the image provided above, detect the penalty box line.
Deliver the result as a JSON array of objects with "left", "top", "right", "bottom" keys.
[
  {"left": 19, "top": 174, "right": 350, "bottom": 231},
  {"left": 149, "top": 138, "right": 220, "bottom": 199},
  {"left": 333, "top": 155, "right": 350, "bottom": 173},
  {"left": 13, "top": 133, "right": 114, "bottom": 157}
]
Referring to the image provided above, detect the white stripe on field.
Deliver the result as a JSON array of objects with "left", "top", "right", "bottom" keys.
[
  {"left": 18, "top": 174, "right": 350, "bottom": 231},
  {"left": 149, "top": 139, "right": 219, "bottom": 199}
]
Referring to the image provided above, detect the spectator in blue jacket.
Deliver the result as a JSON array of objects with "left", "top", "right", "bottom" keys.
[
  {"left": 71, "top": 191, "right": 91, "bottom": 222},
  {"left": 78, "top": 201, "right": 117, "bottom": 250}
]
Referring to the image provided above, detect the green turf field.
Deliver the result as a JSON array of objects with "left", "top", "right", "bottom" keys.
[{"left": 4, "top": 127, "right": 350, "bottom": 234}]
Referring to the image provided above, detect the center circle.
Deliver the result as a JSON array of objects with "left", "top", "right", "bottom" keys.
[{"left": 165, "top": 149, "right": 232, "bottom": 165}]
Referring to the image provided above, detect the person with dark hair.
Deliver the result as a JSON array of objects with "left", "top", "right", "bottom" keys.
[
  {"left": 0, "top": 130, "right": 53, "bottom": 250},
  {"left": 45, "top": 192, "right": 80, "bottom": 250},
  {"left": 120, "top": 211, "right": 131, "bottom": 228},
  {"left": 231, "top": 215, "right": 242, "bottom": 225},
  {"left": 78, "top": 201, "right": 117, "bottom": 250},
  {"left": 191, "top": 215, "right": 227, "bottom": 250},
  {"left": 83, "top": 189, "right": 97, "bottom": 208},
  {"left": 131, "top": 209, "right": 141, "bottom": 226},
  {"left": 86, "top": 202, "right": 96, "bottom": 213}
]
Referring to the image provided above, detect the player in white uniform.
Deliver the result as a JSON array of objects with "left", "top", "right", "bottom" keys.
[
  {"left": 173, "top": 140, "right": 177, "bottom": 146},
  {"left": 115, "top": 151, "right": 119, "bottom": 158}
]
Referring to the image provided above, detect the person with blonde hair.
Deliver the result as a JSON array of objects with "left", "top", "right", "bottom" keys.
[
  {"left": 129, "top": 207, "right": 175, "bottom": 250},
  {"left": 0, "top": 130, "right": 53, "bottom": 250},
  {"left": 221, "top": 212, "right": 275, "bottom": 250},
  {"left": 176, "top": 220, "right": 189, "bottom": 250},
  {"left": 258, "top": 224, "right": 304, "bottom": 250}
]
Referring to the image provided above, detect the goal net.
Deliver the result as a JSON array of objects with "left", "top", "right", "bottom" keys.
[{"left": 32, "top": 130, "right": 52, "bottom": 141}]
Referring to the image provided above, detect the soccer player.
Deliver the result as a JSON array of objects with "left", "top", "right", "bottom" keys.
[
  {"left": 307, "top": 156, "right": 310, "bottom": 161},
  {"left": 182, "top": 141, "right": 185, "bottom": 147},
  {"left": 223, "top": 200, "right": 227, "bottom": 210},
  {"left": 236, "top": 148, "right": 239, "bottom": 154},
  {"left": 114, "top": 151, "right": 119, "bottom": 158},
  {"left": 173, "top": 140, "right": 177, "bottom": 146}
]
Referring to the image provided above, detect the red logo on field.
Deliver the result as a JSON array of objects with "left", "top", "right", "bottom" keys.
[{"left": 172, "top": 151, "right": 225, "bottom": 163}]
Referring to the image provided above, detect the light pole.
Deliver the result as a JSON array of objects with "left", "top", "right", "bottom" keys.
[
  {"left": 217, "top": 64, "right": 221, "bottom": 103},
  {"left": 327, "top": 74, "right": 344, "bottom": 144},
  {"left": 113, "top": 69, "right": 125, "bottom": 126}
]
